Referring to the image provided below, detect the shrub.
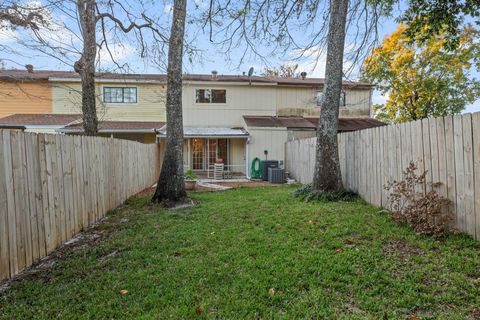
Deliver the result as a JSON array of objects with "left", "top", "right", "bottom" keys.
[
  {"left": 184, "top": 169, "right": 197, "bottom": 180},
  {"left": 292, "top": 184, "right": 358, "bottom": 202},
  {"left": 385, "top": 161, "right": 453, "bottom": 237}
]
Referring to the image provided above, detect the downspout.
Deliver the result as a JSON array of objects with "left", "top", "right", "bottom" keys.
[{"left": 245, "top": 136, "right": 251, "bottom": 179}]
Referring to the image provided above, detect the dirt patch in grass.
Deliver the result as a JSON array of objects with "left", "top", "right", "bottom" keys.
[
  {"left": 134, "top": 181, "right": 275, "bottom": 196},
  {"left": 134, "top": 187, "right": 155, "bottom": 198},
  {"left": 382, "top": 240, "right": 425, "bottom": 259}
]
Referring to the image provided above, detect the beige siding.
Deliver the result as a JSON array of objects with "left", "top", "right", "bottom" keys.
[
  {"left": 51, "top": 82, "right": 166, "bottom": 121},
  {"left": 50, "top": 81, "right": 371, "bottom": 125},
  {"left": 247, "top": 127, "right": 289, "bottom": 173},
  {"left": 96, "top": 133, "right": 157, "bottom": 144},
  {"left": 230, "top": 139, "right": 246, "bottom": 173},
  {"left": 182, "top": 84, "right": 277, "bottom": 127},
  {"left": 276, "top": 86, "right": 371, "bottom": 117}
]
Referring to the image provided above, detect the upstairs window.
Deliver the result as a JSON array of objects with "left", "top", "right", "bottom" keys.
[
  {"left": 195, "top": 89, "right": 226, "bottom": 103},
  {"left": 316, "top": 90, "right": 346, "bottom": 107},
  {"left": 103, "top": 87, "right": 137, "bottom": 103}
]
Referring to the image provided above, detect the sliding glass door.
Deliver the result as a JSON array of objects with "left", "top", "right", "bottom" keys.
[
  {"left": 191, "top": 138, "right": 205, "bottom": 170},
  {"left": 190, "top": 138, "right": 229, "bottom": 171}
]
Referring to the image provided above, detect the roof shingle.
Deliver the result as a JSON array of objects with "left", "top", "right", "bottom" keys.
[
  {"left": 243, "top": 115, "right": 386, "bottom": 132},
  {"left": 0, "top": 113, "right": 81, "bottom": 126},
  {"left": 61, "top": 121, "right": 166, "bottom": 132},
  {"left": 0, "top": 69, "right": 372, "bottom": 89}
]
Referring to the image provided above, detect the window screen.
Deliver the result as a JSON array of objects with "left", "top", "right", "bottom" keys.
[{"left": 103, "top": 87, "right": 137, "bottom": 103}]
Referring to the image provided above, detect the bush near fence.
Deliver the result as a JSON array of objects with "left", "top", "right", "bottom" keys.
[
  {"left": 0, "top": 131, "right": 161, "bottom": 281},
  {"left": 285, "top": 112, "right": 480, "bottom": 240}
]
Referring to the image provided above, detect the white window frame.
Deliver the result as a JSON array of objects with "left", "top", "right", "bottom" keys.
[
  {"left": 195, "top": 88, "right": 227, "bottom": 104},
  {"left": 102, "top": 86, "right": 138, "bottom": 104}
]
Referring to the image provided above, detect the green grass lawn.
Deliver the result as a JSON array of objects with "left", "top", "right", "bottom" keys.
[{"left": 1, "top": 185, "right": 479, "bottom": 319}]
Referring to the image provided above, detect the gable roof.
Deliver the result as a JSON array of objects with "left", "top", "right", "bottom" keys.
[
  {"left": 0, "top": 113, "right": 81, "bottom": 127},
  {"left": 0, "top": 69, "right": 372, "bottom": 89},
  {"left": 243, "top": 115, "right": 386, "bottom": 132}
]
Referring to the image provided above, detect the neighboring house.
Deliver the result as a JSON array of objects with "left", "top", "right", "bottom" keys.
[
  {"left": 60, "top": 120, "right": 165, "bottom": 143},
  {"left": 0, "top": 113, "right": 81, "bottom": 134},
  {"left": 0, "top": 70, "right": 63, "bottom": 118},
  {"left": 0, "top": 69, "right": 385, "bottom": 176}
]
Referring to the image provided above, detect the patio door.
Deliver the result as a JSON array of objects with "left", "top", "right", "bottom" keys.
[
  {"left": 191, "top": 138, "right": 205, "bottom": 170},
  {"left": 190, "top": 138, "right": 229, "bottom": 171}
]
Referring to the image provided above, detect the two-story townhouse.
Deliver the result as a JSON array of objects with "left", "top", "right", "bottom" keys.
[
  {"left": 165, "top": 74, "right": 381, "bottom": 175},
  {"left": 0, "top": 69, "right": 385, "bottom": 177}
]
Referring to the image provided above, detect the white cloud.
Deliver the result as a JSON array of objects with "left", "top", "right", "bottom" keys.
[
  {"left": 97, "top": 42, "right": 135, "bottom": 65},
  {"left": 463, "top": 100, "right": 480, "bottom": 114},
  {"left": 372, "top": 91, "right": 388, "bottom": 105},
  {"left": 163, "top": 4, "right": 173, "bottom": 13},
  {"left": 286, "top": 45, "right": 355, "bottom": 78},
  {"left": 0, "top": 26, "right": 16, "bottom": 44}
]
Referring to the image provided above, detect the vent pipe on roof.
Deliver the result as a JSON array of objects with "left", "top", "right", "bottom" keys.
[
  {"left": 300, "top": 71, "right": 307, "bottom": 80},
  {"left": 211, "top": 70, "right": 218, "bottom": 79}
]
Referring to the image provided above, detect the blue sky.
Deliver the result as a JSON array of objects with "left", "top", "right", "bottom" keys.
[{"left": 1, "top": 0, "right": 479, "bottom": 113}]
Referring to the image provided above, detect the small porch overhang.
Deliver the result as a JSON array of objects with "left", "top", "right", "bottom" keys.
[{"left": 156, "top": 127, "right": 250, "bottom": 139}]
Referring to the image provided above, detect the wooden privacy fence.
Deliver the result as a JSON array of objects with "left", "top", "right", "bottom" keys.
[
  {"left": 285, "top": 112, "right": 480, "bottom": 240},
  {"left": 0, "top": 130, "right": 161, "bottom": 281}
]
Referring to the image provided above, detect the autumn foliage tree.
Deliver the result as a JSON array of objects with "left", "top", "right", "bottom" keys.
[{"left": 362, "top": 24, "right": 480, "bottom": 123}]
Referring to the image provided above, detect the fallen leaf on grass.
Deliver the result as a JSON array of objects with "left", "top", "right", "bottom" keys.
[
  {"left": 268, "top": 288, "right": 276, "bottom": 295},
  {"left": 195, "top": 306, "right": 202, "bottom": 315},
  {"left": 408, "top": 317, "right": 421, "bottom": 320},
  {"left": 173, "top": 252, "right": 181, "bottom": 257},
  {"left": 308, "top": 220, "right": 316, "bottom": 225},
  {"left": 119, "top": 289, "right": 128, "bottom": 295},
  {"left": 335, "top": 248, "right": 343, "bottom": 253},
  {"left": 344, "top": 239, "right": 355, "bottom": 245}
]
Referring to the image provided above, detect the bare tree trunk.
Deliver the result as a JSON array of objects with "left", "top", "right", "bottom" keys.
[
  {"left": 74, "top": 0, "right": 98, "bottom": 136},
  {"left": 312, "top": 0, "right": 348, "bottom": 192},
  {"left": 151, "top": 0, "right": 187, "bottom": 204}
]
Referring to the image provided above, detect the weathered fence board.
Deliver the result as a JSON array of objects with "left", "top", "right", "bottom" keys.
[
  {"left": 0, "top": 131, "right": 161, "bottom": 281},
  {"left": 285, "top": 112, "right": 480, "bottom": 240}
]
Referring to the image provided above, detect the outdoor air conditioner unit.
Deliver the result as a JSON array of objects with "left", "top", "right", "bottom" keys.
[
  {"left": 268, "top": 167, "right": 285, "bottom": 184},
  {"left": 261, "top": 160, "right": 278, "bottom": 181}
]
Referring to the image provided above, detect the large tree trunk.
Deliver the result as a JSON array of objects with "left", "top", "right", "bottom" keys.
[
  {"left": 312, "top": 0, "right": 349, "bottom": 192},
  {"left": 74, "top": 0, "right": 98, "bottom": 136},
  {"left": 151, "top": 0, "right": 187, "bottom": 204}
]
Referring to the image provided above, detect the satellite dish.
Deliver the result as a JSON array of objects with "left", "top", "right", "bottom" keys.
[{"left": 248, "top": 67, "right": 254, "bottom": 85}]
